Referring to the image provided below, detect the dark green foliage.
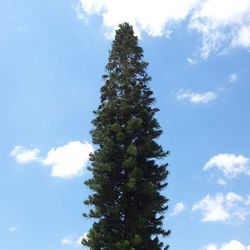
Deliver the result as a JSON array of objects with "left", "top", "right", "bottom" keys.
[{"left": 83, "top": 23, "right": 170, "bottom": 250}]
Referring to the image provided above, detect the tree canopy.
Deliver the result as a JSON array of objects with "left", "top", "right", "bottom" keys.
[{"left": 83, "top": 22, "right": 170, "bottom": 250}]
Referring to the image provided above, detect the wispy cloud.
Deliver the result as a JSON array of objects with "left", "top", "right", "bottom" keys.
[
  {"left": 229, "top": 73, "right": 238, "bottom": 83},
  {"left": 176, "top": 72, "right": 238, "bottom": 104},
  {"left": 186, "top": 57, "right": 197, "bottom": 64},
  {"left": 10, "top": 146, "right": 40, "bottom": 164},
  {"left": 11, "top": 141, "right": 93, "bottom": 179},
  {"left": 204, "top": 154, "right": 250, "bottom": 178},
  {"left": 188, "top": 0, "right": 250, "bottom": 59},
  {"left": 216, "top": 177, "right": 227, "bottom": 186},
  {"left": 202, "top": 240, "right": 250, "bottom": 250},
  {"left": 171, "top": 202, "right": 185, "bottom": 216},
  {"left": 61, "top": 236, "right": 81, "bottom": 247},
  {"left": 61, "top": 234, "right": 87, "bottom": 248},
  {"left": 177, "top": 89, "right": 217, "bottom": 104},
  {"left": 76, "top": 0, "right": 250, "bottom": 58},
  {"left": 232, "top": 25, "right": 250, "bottom": 48},
  {"left": 9, "top": 226, "right": 17, "bottom": 232},
  {"left": 193, "top": 192, "right": 250, "bottom": 222}
]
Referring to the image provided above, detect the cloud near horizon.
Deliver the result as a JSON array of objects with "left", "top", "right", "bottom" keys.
[
  {"left": 76, "top": 0, "right": 250, "bottom": 58},
  {"left": 10, "top": 141, "right": 93, "bottom": 178}
]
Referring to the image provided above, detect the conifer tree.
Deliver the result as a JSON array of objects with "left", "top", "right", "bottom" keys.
[{"left": 83, "top": 23, "right": 170, "bottom": 250}]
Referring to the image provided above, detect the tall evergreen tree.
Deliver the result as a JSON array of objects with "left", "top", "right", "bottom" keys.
[{"left": 83, "top": 23, "right": 170, "bottom": 250}]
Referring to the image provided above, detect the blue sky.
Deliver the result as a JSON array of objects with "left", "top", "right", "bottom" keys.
[{"left": 1, "top": 0, "right": 250, "bottom": 249}]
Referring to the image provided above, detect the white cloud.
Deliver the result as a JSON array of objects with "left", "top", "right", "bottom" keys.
[
  {"left": 9, "top": 226, "right": 17, "bottom": 232},
  {"left": 77, "top": 0, "right": 201, "bottom": 38},
  {"left": 216, "top": 177, "right": 227, "bottom": 186},
  {"left": 11, "top": 141, "right": 93, "bottom": 179},
  {"left": 61, "top": 234, "right": 87, "bottom": 248},
  {"left": 176, "top": 72, "right": 237, "bottom": 104},
  {"left": 74, "top": 3, "right": 87, "bottom": 21},
  {"left": 61, "top": 236, "right": 81, "bottom": 247},
  {"left": 232, "top": 25, "right": 250, "bottom": 48},
  {"left": 202, "top": 240, "right": 250, "bottom": 250},
  {"left": 192, "top": 192, "right": 250, "bottom": 222},
  {"left": 229, "top": 73, "right": 238, "bottom": 83},
  {"left": 177, "top": 89, "right": 217, "bottom": 104},
  {"left": 61, "top": 237, "right": 73, "bottom": 245},
  {"left": 189, "top": 0, "right": 250, "bottom": 58},
  {"left": 77, "top": 0, "right": 250, "bottom": 58},
  {"left": 204, "top": 154, "right": 250, "bottom": 178},
  {"left": 42, "top": 141, "right": 93, "bottom": 178},
  {"left": 10, "top": 146, "right": 40, "bottom": 164},
  {"left": 202, "top": 244, "right": 218, "bottom": 250},
  {"left": 187, "top": 57, "right": 197, "bottom": 64},
  {"left": 171, "top": 202, "right": 185, "bottom": 216}
]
